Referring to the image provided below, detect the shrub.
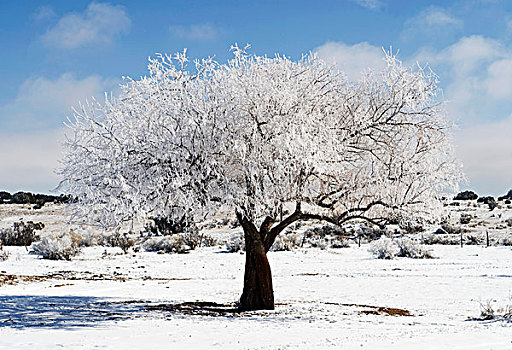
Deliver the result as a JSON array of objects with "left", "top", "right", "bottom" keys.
[
  {"left": 181, "top": 231, "right": 217, "bottom": 250},
  {"left": 358, "top": 225, "right": 388, "bottom": 241},
  {"left": 422, "top": 234, "right": 460, "bottom": 245},
  {"left": 368, "top": 236, "right": 399, "bottom": 259},
  {"left": 398, "top": 221, "right": 424, "bottom": 235},
  {"left": 146, "top": 214, "right": 198, "bottom": 236},
  {"left": 225, "top": 231, "right": 245, "bottom": 252},
  {"left": 329, "top": 237, "right": 350, "bottom": 248},
  {"left": 460, "top": 214, "right": 472, "bottom": 224},
  {"left": 106, "top": 233, "right": 136, "bottom": 253},
  {"left": 270, "top": 233, "right": 304, "bottom": 251},
  {"left": 497, "top": 234, "right": 512, "bottom": 246},
  {"left": 31, "top": 232, "right": 82, "bottom": 260},
  {"left": 0, "top": 242, "right": 8, "bottom": 261},
  {"left": 142, "top": 235, "right": 190, "bottom": 254},
  {"left": 0, "top": 220, "right": 44, "bottom": 246},
  {"left": 396, "top": 237, "right": 434, "bottom": 259},
  {"left": 78, "top": 231, "right": 104, "bottom": 247},
  {"left": 440, "top": 223, "right": 462, "bottom": 234},
  {"left": 464, "top": 234, "right": 481, "bottom": 245}
]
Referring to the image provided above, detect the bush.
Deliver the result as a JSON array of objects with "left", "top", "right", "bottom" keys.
[
  {"left": 464, "top": 234, "right": 481, "bottom": 245},
  {"left": 422, "top": 234, "right": 460, "bottom": 245},
  {"left": 142, "top": 235, "right": 191, "bottom": 254},
  {"left": 146, "top": 214, "right": 198, "bottom": 236},
  {"left": 31, "top": 232, "right": 82, "bottom": 260},
  {"left": 398, "top": 221, "right": 424, "bottom": 235},
  {"left": 440, "top": 223, "right": 462, "bottom": 234},
  {"left": 329, "top": 237, "right": 350, "bottom": 248},
  {"left": 0, "top": 220, "right": 44, "bottom": 246},
  {"left": 225, "top": 231, "right": 245, "bottom": 252},
  {"left": 396, "top": 237, "right": 434, "bottom": 259},
  {"left": 460, "top": 214, "right": 472, "bottom": 224},
  {"left": 106, "top": 233, "right": 136, "bottom": 253},
  {"left": 368, "top": 236, "right": 399, "bottom": 259},
  {"left": 303, "top": 225, "right": 350, "bottom": 249},
  {"left": 358, "top": 225, "right": 388, "bottom": 241},
  {"left": 0, "top": 242, "right": 8, "bottom": 261},
  {"left": 497, "top": 234, "right": 512, "bottom": 246},
  {"left": 180, "top": 232, "right": 217, "bottom": 250},
  {"left": 270, "top": 233, "right": 304, "bottom": 251}
]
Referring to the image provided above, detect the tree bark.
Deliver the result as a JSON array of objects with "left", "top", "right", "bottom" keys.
[{"left": 237, "top": 213, "right": 274, "bottom": 311}]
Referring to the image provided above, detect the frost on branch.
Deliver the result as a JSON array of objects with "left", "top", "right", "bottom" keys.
[{"left": 58, "top": 45, "right": 462, "bottom": 235}]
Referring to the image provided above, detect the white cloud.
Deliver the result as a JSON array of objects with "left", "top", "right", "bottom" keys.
[
  {"left": 403, "top": 6, "right": 462, "bottom": 41},
  {"left": 170, "top": 24, "right": 219, "bottom": 41},
  {"left": 0, "top": 73, "right": 118, "bottom": 193},
  {"left": 0, "top": 128, "right": 66, "bottom": 194},
  {"left": 0, "top": 73, "right": 117, "bottom": 132},
  {"left": 410, "top": 35, "right": 512, "bottom": 194},
  {"left": 437, "top": 36, "right": 503, "bottom": 75},
  {"left": 42, "top": 2, "right": 130, "bottom": 49},
  {"left": 455, "top": 116, "right": 512, "bottom": 196},
  {"left": 413, "top": 36, "right": 512, "bottom": 124},
  {"left": 485, "top": 59, "right": 512, "bottom": 99},
  {"left": 314, "top": 41, "right": 385, "bottom": 81}
]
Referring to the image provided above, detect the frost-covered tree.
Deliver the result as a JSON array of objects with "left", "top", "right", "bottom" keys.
[{"left": 58, "top": 45, "right": 462, "bottom": 311}]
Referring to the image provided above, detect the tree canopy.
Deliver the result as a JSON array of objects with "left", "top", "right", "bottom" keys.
[{"left": 59, "top": 45, "right": 461, "bottom": 231}]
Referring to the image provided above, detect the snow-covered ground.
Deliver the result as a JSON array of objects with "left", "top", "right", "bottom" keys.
[
  {"left": 0, "top": 202, "right": 511, "bottom": 349},
  {"left": 0, "top": 244, "right": 511, "bottom": 349}
]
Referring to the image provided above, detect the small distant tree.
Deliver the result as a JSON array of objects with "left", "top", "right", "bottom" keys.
[{"left": 58, "top": 45, "right": 462, "bottom": 311}]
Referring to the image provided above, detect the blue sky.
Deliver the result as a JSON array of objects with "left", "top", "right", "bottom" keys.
[{"left": 0, "top": 0, "right": 511, "bottom": 195}]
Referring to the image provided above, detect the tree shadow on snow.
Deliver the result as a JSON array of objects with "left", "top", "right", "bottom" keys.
[{"left": 0, "top": 295, "right": 146, "bottom": 329}]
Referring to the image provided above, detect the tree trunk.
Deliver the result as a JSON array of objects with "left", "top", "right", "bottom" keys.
[{"left": 238, "top": 214, "right": 274, "bottom": 311}]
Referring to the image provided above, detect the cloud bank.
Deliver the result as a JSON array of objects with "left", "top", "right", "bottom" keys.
[{"left": 42, "top": 2, "right": 130, "bottom": 49}]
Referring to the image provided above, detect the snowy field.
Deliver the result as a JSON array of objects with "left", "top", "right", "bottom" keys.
[
  {"left": 1, "top": 243, "right": 511, "bottom": 348},
  {"left": 0, "top": 202, "right": 511, "bottom": 349}
]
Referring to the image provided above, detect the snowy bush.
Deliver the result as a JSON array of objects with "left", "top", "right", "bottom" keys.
[
  {"left": 142, "top": 235, "right": 191, "bottom": 254},
  {"left": 396, "top": 237, "right": 434, "bottom": 259},
  {"left": 497, "top": 234, "right": 512, "bottom": 246},
  {"left": 78, "top": 231, "right": 104, "bottom": 247},
  {"left": 270, "top": 233, "right": 303, "bottom": 251},
  {"left": 225, "top": 232, "right": 245, "bottom": 252},
  {"left": 357, "top": 225, "right": 388, "bottom": 242},
  {"left": 0, "top": 242, "right": 8, "bottom": 261},
  {"left": 0, "top": 220, "right": 44, "bottom": 246},
  {"left": 329, "top": 237, "right": 350, "bottom": 249},
  {"left": 147, "top": 215, "right": 198, "bottom": 236},
  {"left": 31, "top": 232, "right": 82, "bottom": 260},
  {"left": 306, "top": 236, "right": 329, "bottom": 250},
  {"left": 106, "top": 233, "right": 136, "bottom": 253},
  {"left": 302, "top": 225, "right": 350, "bottom": 249},
  {"left": 464, "top": 234, "right": 481, "bottom": 245},
  {"left": 368, "top": 236, "right": 399, "bottom": 259},
  {"left": 181, "top": 232, "right": 217, "bottom": 249},
  {"left": 422, "top": 234, "right": 460, "bottom": 245}
]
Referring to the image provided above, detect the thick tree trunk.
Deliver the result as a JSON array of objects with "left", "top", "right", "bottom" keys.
[{"left": 238, "top": 215, "right": 274, "bottom": 311}]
